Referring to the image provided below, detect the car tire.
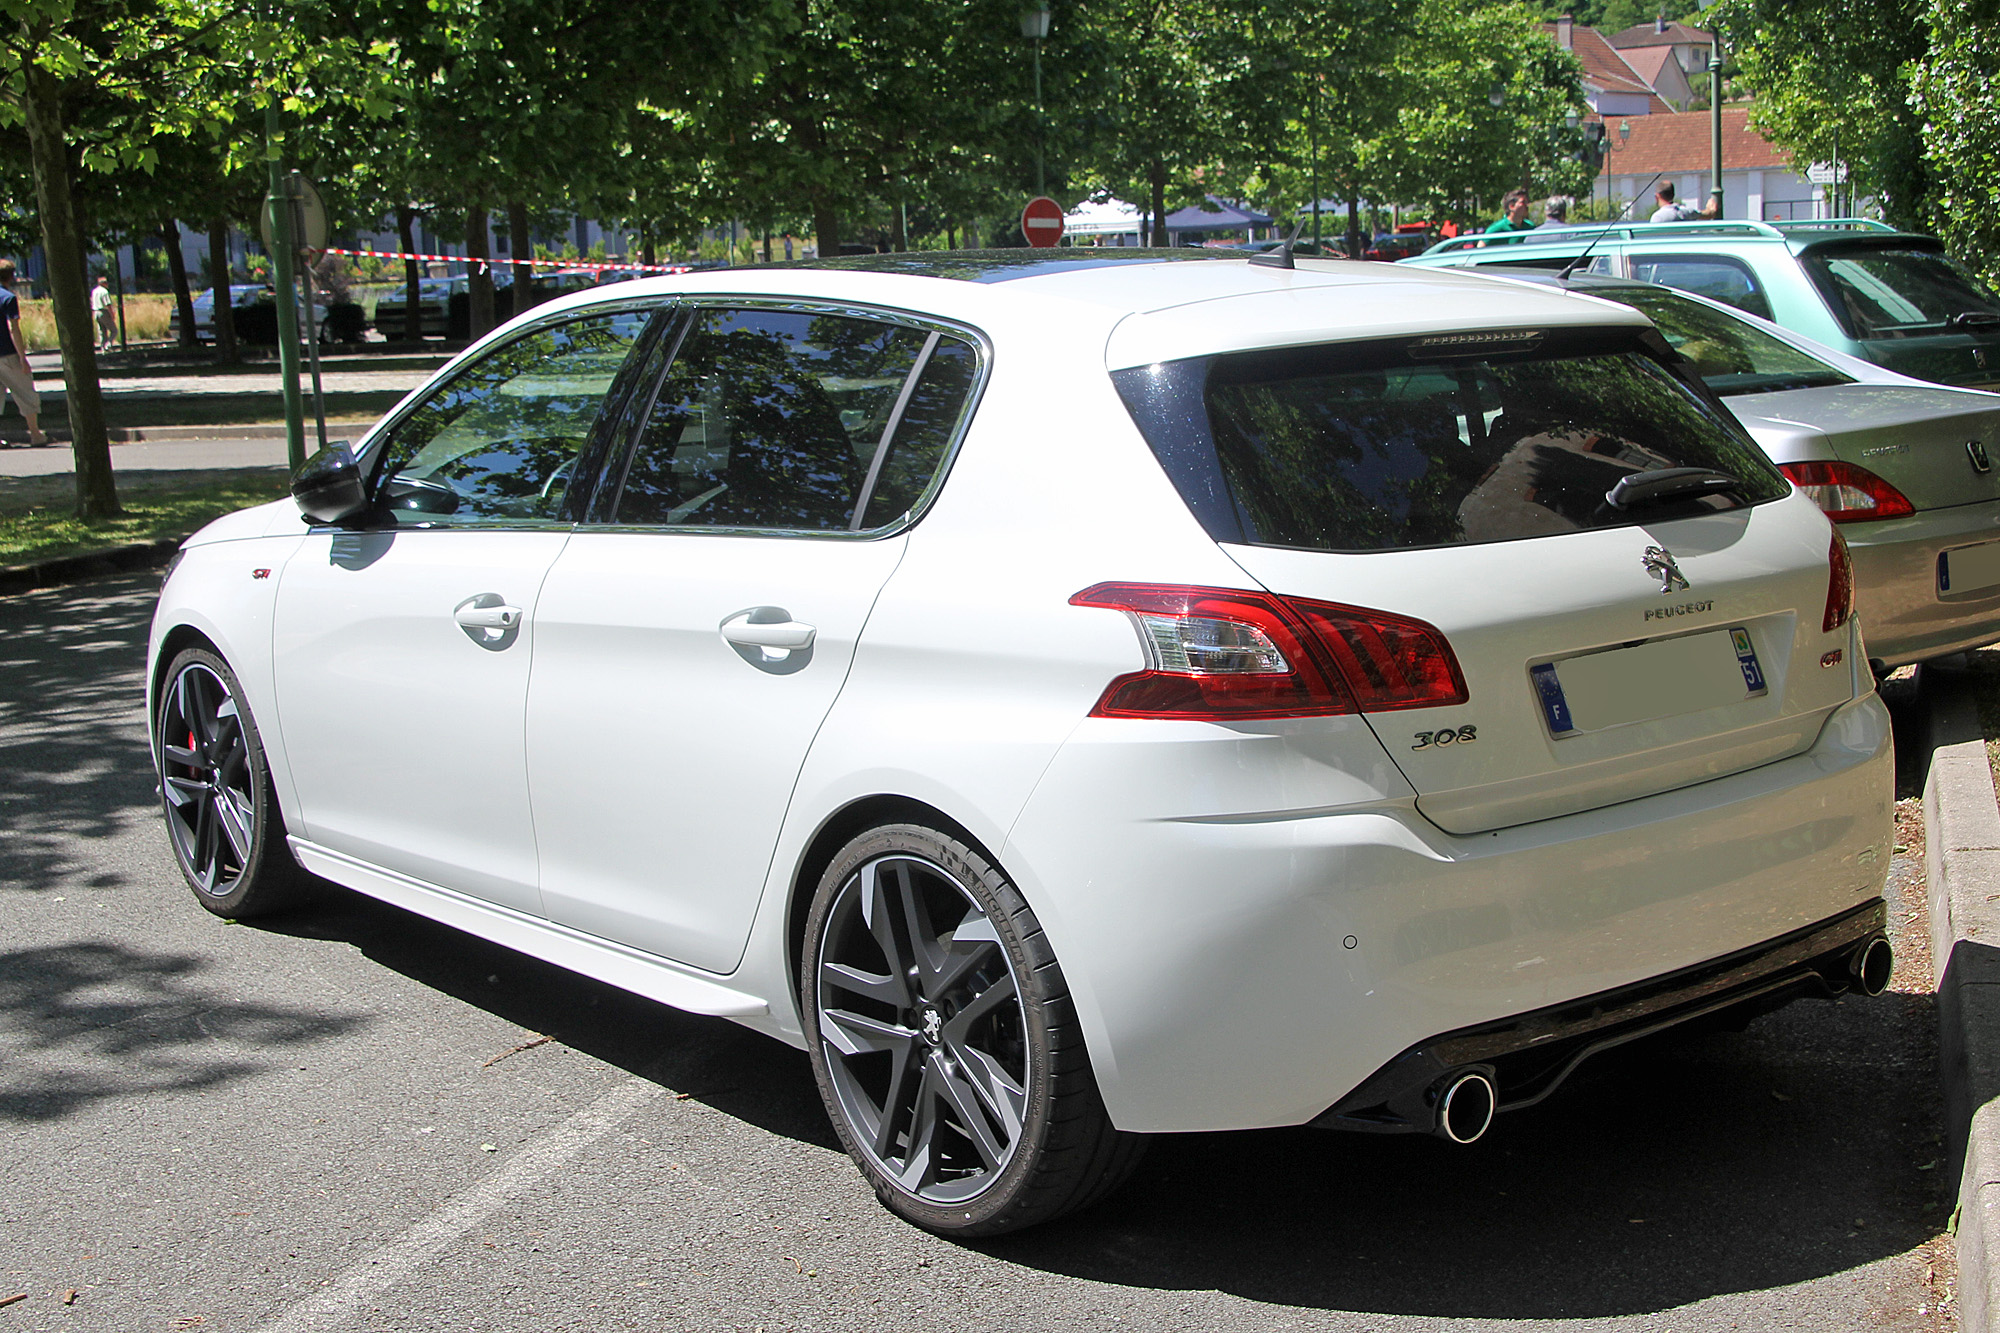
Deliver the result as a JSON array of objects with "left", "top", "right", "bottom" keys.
[
  {"left": 155, "top": 647, "right": 312, "bottom": 919},
  {"left": 801, "top": 822, "right": 1145, "bottom": 1236}
]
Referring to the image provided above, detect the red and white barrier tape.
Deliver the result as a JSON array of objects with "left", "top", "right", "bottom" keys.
[{"left": 317, "top": 247, "right": 690, "bottom": 274}]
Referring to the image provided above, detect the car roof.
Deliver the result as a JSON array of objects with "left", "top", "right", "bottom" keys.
[
  {"left": 1408, "top": 218, "right": 1934, "bottom": 263},
  {"left": 485, "top": 249, "right": 1656, "bottom": 372}
]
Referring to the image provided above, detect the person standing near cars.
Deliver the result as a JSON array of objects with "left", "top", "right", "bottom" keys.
[
  {"left": 91, "top": 275, "right": 115, "bottom": 350},
  {"left": 1538, "top": 197, "right": 1571, "bottom": 228},
  {"left": 1650, "top": 182, "right": 1721, "bottom": 222},
  {"left": 0, "top": 261, "right": 47, "bottom": 447},
  {"left": 1485, "top": 189, "right": 1535, "bottom": 234}
]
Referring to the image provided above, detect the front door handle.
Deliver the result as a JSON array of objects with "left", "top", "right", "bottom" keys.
[
  {"left": 720, "top": 614, "right": 815, "bottom": 650},
  {"left": 454, "top": 603, "right": 522, "bottom": 630}
]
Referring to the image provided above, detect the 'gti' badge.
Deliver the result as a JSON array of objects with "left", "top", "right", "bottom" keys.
[
  {"left": 1970, "top": 440, "right": 1993, "bottom": 474},
  {"left": 1641, "top": 545, "right": 1690, "bottom": 594}
]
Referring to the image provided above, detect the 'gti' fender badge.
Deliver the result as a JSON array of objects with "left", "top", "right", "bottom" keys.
[
  {"left": 1641, "top": 545, "right": 1690, "bottom": 594},
  {"left": 1970, "top": 440, "right": 1993, "bottom": 474}
]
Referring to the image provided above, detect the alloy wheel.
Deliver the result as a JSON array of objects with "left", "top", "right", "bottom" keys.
[
  {"left": 158, "top": 661, "right": 256, "bottom": 897},
  {"left": 814, "top": 853, "right": 1030, "bottom": 1204}
]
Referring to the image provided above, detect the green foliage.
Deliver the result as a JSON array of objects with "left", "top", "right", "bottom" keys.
[{"left": 1910, "top": 0, "right": 2000, "bottom": 283}]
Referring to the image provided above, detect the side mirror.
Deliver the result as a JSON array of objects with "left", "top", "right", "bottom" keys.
[{"left": 292, "top": 439, "right": 371, "bottom": 525}]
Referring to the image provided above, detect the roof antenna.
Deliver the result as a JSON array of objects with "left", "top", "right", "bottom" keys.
[
  {"left": 1251, "top": 215, "right": 1310, "bottom": 269},
  {"left": 1558, "top": 171, "right": 1664, "bottom": 280}
]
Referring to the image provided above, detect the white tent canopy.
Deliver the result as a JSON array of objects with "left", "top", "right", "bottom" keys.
[{"left": 1063, "top": 198, "right": 1143, "bottom": 237}]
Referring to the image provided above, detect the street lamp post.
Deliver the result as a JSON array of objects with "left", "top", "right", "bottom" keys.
[
  {"left": 1020, "top": 6, "right": 1050, "bottom": 198},
  {"left": 1698, "top": 0, "right": 1724, "bottom": 217}
]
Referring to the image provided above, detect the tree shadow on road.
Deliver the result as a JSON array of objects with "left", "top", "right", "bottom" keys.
[
  {"left": 0, "top": 939, "right": 367, "bottom": 1121},
  {"left": 0, "top": 574, "right": 163, "bottom": 899}
]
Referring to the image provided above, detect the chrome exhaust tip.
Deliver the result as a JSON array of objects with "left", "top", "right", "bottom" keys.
[
  {"left": 1433, "top": 1070, "right": 1497, "bottom": 1145},
  {"left": 1852, "top": 936, "right": 1894, "bottom": 997}
]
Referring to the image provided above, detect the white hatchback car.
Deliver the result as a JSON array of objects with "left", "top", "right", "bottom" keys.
[{"left": 149, "top": 250, "right": 1894, "bottom": 1236}]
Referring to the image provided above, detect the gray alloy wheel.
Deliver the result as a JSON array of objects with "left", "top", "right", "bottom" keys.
[
  {"left": 156, "top": 647, "right": 310, "bottom": 918},
  {"left": 802, "top": 823, "right": 1145, "bottom": 1236}
]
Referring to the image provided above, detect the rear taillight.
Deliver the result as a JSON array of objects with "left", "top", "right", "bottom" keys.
[
  {"left": 1779, "top": 461, "right": 1915, "bottom": 523},
  {"left": 1825, "top": 529, "right": 1854, "bottom": 634},
  {"left": 1069, "top": 583, "right": 1467, "bottom": 719}
]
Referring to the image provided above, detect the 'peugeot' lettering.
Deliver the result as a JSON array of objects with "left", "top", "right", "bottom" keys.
[{"left": 1643, "top": 599, "right": 1715, "bottom": 622}]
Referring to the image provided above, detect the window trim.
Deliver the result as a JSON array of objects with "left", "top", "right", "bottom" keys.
[{"left": 585, "top": 296, "right": 991, "bottom": 541}]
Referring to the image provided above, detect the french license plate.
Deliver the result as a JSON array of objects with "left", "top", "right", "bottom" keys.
[
  {"left": 1940, "top": 541, "right": 2000, "bottom": 595},
  {"left": 1530, "top": 627, "right": 1767, "bottom": 737}
]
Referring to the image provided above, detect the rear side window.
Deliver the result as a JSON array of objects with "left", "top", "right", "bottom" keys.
[
  {"left": 603, "top": 308, "right": 979, "bottom": 532},
  {"left": 1628, "top": 254, "right": 1774, "bottom": 321},
  {"left": 1115, "top": 331, "right": 1790, "bottom": 552},
  {"left": 1803, "top": 245, "right": 2000, "bottom": 340}
]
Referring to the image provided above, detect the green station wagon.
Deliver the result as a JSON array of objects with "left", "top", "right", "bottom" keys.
[{"left": 1403, "top": 219, "right": 2000, "bottom": 394}]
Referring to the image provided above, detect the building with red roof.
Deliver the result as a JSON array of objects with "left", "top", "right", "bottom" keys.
[{"left": 1590, "top": 107, "right": 1829, "bottom": 223}]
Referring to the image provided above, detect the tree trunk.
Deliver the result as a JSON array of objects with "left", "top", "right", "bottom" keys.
[
  {"left": 207, "top": 222, "right": 238, "bottom": 364},
  {"left": 890, "top": 203, "right": 906, "bottom": 253},
  {"left": 161, "top": 221, "right": 196, "bottom": 348},
  {"left": 466, "top": 202, "right": 495, "bottom": 338},
  {"left": 1149, "top": 164, "right": 1167, "bottom": 248},
  {"left": 762, "top": 222, "right": 772, "bottom": 264},
  {"left": 22, "top": 52, "right": 117, "bottom": 518},
  {"left": 1346, "top": 187, "right": 1363, "bottom": 265},
  {"left": 396, "top": 205, "right": 422, "bottom": 342},
  {"left": 507, "top": 199, "right": 533, "bottom": 311},
  {"left": 813, "top": 198, "right": 840, "bottom": 260}
]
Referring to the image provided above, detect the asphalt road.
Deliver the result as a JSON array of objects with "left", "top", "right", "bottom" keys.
[{"left": 0, "top": 573, "right": 1955, "bottom": 1331}]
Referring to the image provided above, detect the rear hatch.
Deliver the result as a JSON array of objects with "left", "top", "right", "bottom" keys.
[
  {"left": 1731, "top": 383, "right": 2000, "bottom": 513},
  {"left": 1114, "top": 319, "right": 1857, "bottom": 835},
  {"left": 1797, "top": 238, "right": 2000, "bottom": 391}
]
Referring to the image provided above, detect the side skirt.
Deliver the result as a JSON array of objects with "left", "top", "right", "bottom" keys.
[{"left": 288, "top": 838, "right": 769, "bottom": 1018}]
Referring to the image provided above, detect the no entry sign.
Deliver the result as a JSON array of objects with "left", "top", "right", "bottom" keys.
[{"left": 1021, "top": 196, "right": 1065, "bottom": 248}]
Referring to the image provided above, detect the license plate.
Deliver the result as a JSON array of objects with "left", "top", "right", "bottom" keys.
[
  {"left": 1531, "top": 627, "right": 1767, "bottom": 737},
  {"left": 1940, "top": 541, "right": 2000, "bottom": 595}
]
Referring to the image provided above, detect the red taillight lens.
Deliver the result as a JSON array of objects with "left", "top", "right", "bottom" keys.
[
  {"left": 1069, "top": 583, "right": 1468, "bottom": 719},
  {"left": 1825, "top": 528, "right": 1854, "bottom": 634},
  {"left": 1779, "top": 461, "right": 1915, "bottom": 523}
]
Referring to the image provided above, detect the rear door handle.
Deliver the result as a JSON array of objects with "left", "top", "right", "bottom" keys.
[
  {"left": 455, "top": 603, "right": 522, "bottom": 630},
  {"left": 719, "top": 613, "right": 815, "bottom": 650}
]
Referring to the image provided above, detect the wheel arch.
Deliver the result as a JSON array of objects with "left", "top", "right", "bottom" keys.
[{"left": 782, "top": 793, "right": 999, "bottom": 1003}]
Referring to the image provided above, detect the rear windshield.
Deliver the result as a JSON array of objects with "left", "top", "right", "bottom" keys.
[
  {"left": 1599, "top": 286, "right": 1852, "bottom": 396},
  {"left": 1115, "top": 330, "right": 1790, "bottom": 552},
  {"left": 1803, "top": 245, "right": 2000, "bottom": 340}
]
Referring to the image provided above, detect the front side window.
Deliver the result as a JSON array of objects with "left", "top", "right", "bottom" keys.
[
  {"left": 370, "top": 309, "right": 652, "bottom": 524},
  {"left": 1115, "top": 331, "right": 1789, "bottom": 552},
  {"left": 1603, "top": 286, "right": 1851, "bottom": 395},
  {"left": 1803, "top": 245, "right": 2000, "bottom": 340},
  {"left": 1627, "top": 254, "right": 1774, "bottom": 321},
  {"left": 605, "top": 307, "right": 978, "bottom": 532}
]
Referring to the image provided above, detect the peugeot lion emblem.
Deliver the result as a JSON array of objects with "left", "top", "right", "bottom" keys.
[
  {"left": 1970, "top": 439, "right": 1993, "bottom": 474},
  {"left": 1642, "top": 546, "right": 1690, "bottom": 594}
]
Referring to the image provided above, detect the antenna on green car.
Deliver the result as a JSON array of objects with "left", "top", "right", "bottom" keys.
[{"left": 1558, "top": 172, "right": 1665, "bottom": 281}]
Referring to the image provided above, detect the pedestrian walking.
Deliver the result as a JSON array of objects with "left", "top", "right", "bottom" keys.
[
  {"left": 0, "top": 261, "right": 47, "bottom": 447},
  {"left": 1485, "top": 189, "right": 1535, "bottom": 234},
  {"left": 1650, "top": 181, "right": 1721, "bottom": 223},
  {"left": 91, "top": 275, "right": 116, "bottom": 350}
]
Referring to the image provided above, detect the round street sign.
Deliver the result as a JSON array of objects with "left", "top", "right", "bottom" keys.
[
  {"left": 1021, "top": 196, "right": 1065, "bottom": 249},
  {"left": 260, "top": 175, "right": 329, "bottom": 255}
]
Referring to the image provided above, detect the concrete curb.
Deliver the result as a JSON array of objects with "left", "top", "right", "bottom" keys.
[
  {"left": 1923, "top": 662, "right": 2000, "bottom": 1332},
  {"left": 0, "top": 538, "right": 180, "bottom": 596}
]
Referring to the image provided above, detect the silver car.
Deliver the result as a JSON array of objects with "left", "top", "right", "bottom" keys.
[{"left": 1496, "top": 271, "right": 2000, "bottom": 669}]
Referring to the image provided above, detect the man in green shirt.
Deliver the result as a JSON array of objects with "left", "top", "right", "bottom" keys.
[{"left": 1485, "top": 189, "right": 1533, "bottom": 234}]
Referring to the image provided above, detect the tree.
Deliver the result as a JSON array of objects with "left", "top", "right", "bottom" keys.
[
  {"left": 1910, "top": 0, "right": 2000, "bottom": 281},
  {"left": 1717, "top": 0, "right": 1934, "bottom": 230}
]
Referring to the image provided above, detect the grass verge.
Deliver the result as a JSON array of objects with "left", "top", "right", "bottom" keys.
[{"left": 0, "top": 472, "right": 292, "bottom": 565}]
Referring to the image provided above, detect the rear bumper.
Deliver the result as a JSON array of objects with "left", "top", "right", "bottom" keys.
[
  {"left": 1312, "top": 897, "right": 1886, "bottom": 1133},
  {"left": 1846, "top": 500, "right": 2000, "bottom": 666},
  {"left": 1005, "top": 692, "right": 1893, "bottom": 1133}
]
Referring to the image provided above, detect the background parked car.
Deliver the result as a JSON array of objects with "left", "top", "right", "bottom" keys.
[
  {"left": 169, "top": 283, "right": 361, "bottom": 345},
  {"left": 1402, "top": 218, "right": 2000, "bottom": 393},
  {"left": 167, "top": 284, "right": 268, "bottom": 343},
  {"left": 1485, "top": 269, "right": 2000, "bottom": 669}
]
